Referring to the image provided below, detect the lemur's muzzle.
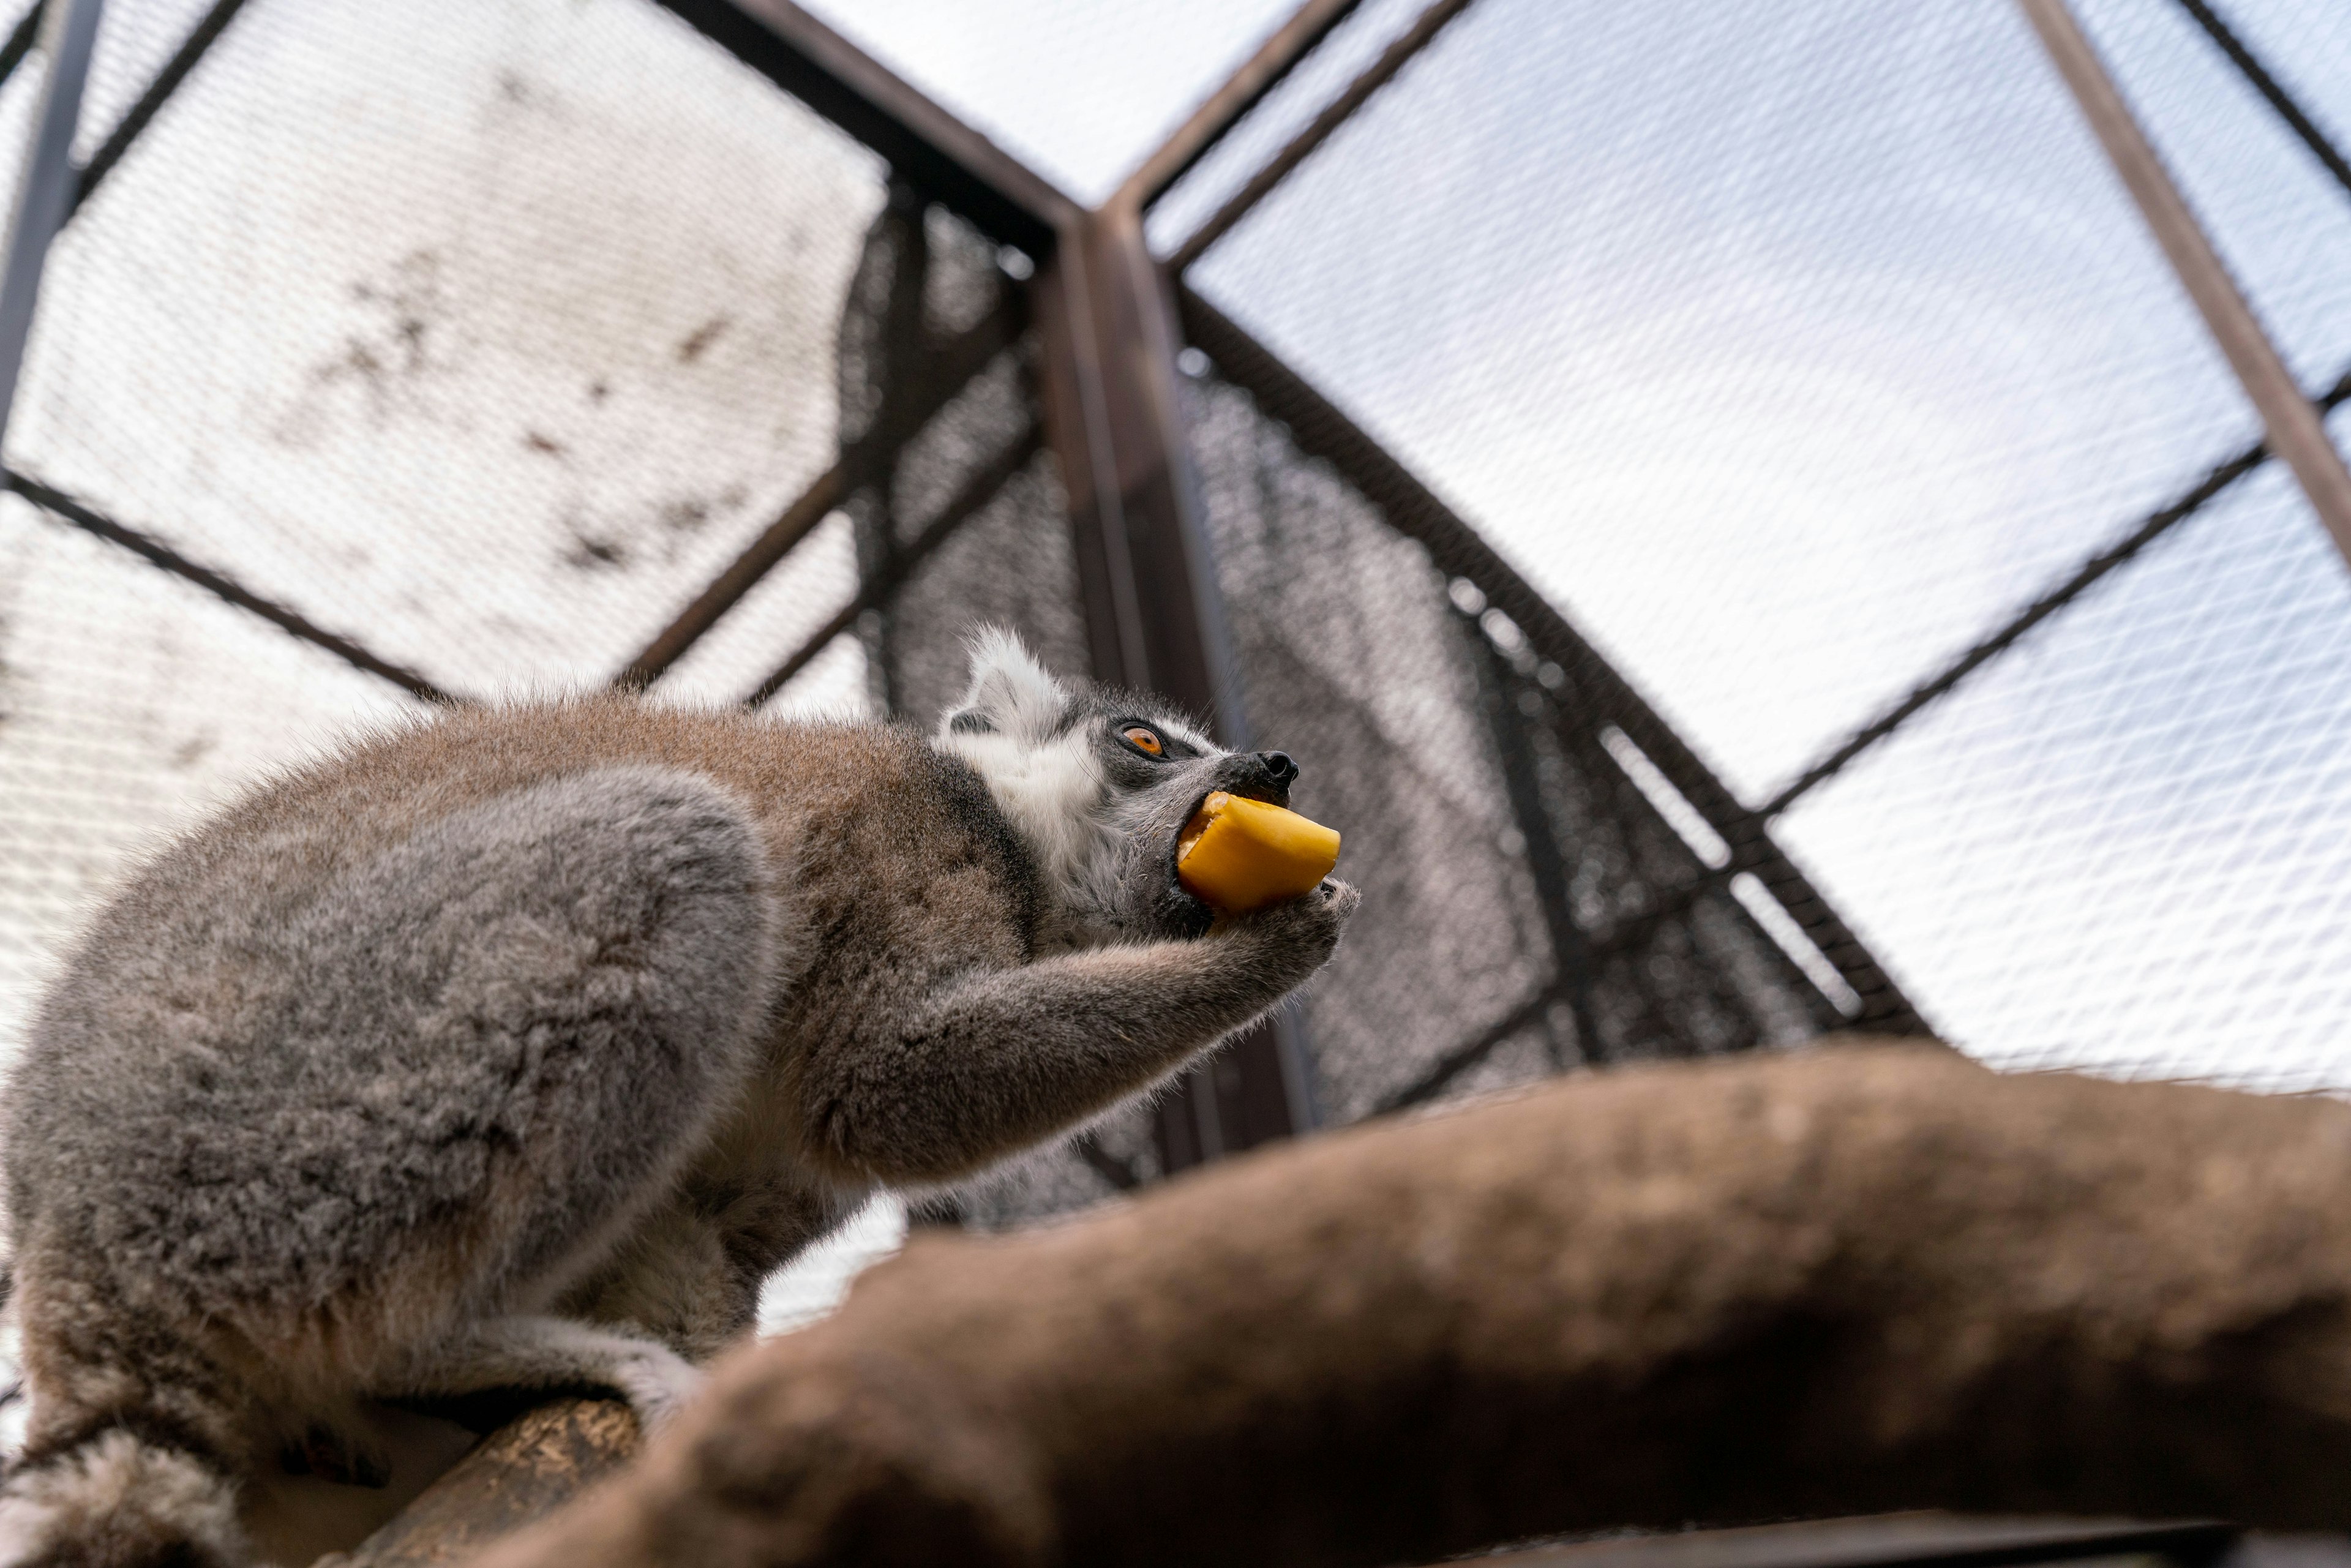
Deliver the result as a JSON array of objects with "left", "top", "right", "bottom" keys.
[{"left": 1220, "top": 750, "right": 1297, "bottom": 809}]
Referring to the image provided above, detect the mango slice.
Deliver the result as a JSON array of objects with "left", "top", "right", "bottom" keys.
[{"left": 1177, "top": 792, "right": 1342, "bottom": 913}]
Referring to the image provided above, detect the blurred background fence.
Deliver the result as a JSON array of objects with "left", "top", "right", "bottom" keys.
[{"left": 0, "top": 0, "right": 2346, "bottom": 1248}]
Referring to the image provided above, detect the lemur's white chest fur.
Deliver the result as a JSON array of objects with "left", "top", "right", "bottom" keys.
[{"left": 941, "top": 723, "right": 1111, "bottom": 948}]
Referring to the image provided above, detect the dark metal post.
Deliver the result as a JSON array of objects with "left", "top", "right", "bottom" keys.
[
  {"left": 0, "top": 0, "right": 103, "bottom": 448},
  {"left": 1034, "top": 201, "right": 1311, "bottom": 1169},
  {"left": 1462, "top": 610, "right": 1600, "bottom": 1067},
  {"left": 1114, "top": 0, "right": 1363, "bottom": 211},
  {"left": 1163, "top": 0, "right": 1479, "bottom": 272}
]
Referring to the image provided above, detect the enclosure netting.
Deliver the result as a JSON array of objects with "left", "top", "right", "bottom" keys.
[
  {"left": 1134, "top": 0, "right": 2351, "bottom": 1094},
  {"left": 0, "top": 0, "right": 904, "bottom": 1049}
]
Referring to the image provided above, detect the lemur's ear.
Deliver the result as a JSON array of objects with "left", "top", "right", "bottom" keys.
[{"left": 940, "top": 627, "right": 1064, "bottom": 745}]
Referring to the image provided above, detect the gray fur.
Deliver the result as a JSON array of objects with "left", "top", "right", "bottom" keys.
[
  {"left": 13, "top": 767, "right": 774, "bottom": 1329},
  {"left": 0, "top": 631, "right": 1354, "bottom": 1566}
]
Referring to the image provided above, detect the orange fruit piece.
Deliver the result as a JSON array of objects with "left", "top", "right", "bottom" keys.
[{"left": 1176, "top": 792, "right": 1342, "bottom": 913}]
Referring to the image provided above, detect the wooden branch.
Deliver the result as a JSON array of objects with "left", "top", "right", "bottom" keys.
[
  {"left": 328, "top": 1400, "right": 638, "bottom": 1567},
  {"left": 466, "top": 1045, "right": 2351, "bottom": 1568},
  {"left": 2017, "top": 0, "right": 2351, "bottom": 570}
]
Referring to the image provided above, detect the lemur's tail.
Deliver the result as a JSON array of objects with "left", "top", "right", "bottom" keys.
[{"left": 0, "top": 1420, "right": 246, "bottom": 1567}]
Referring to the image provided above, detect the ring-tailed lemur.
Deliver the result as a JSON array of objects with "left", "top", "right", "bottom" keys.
[{"left": 0, "top": 629, "right": 1354, "bottom": 1567}]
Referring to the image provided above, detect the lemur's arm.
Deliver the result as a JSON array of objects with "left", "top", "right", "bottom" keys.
[{"left": 804, "top": 883, "right": 1357, "bottom": 1182}]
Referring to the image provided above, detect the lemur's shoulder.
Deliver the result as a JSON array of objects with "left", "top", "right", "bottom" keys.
[{"left": 193, "top": 694, "right": 1041, "bottom": 956}]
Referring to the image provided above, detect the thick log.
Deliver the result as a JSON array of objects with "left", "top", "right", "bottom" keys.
[{"left": 470, "top": 1045, "right": 2351, "bottom": 1567}]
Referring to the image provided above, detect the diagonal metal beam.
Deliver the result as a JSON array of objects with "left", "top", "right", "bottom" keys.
[
  {"left": 743, "top": 422, "right": 1040, "bottom": 707},
  {"left": 5, "top": 468, "right": 454, "bottom": 703},
  {"left": 652, "top": 0, "right": 1074, "bottom": 255},
  {"left": 2019, "top": 0, "right": 2351, "bottom": 571},
  {"left": 1115, "top": 0, "right": 1362, "bottom": 212},
  {"left": 70, "top": 0, "right": 252, "bottom": 214},
  {"left": 0, "top": 5, "right": 42, "bottom": 95},
  {"left": 2168, "top": 0, "right": 2351, "bottom": 204},
  {"left": 1164, "top": 0, "right": 1479, "bottom": 274},
  {"left": 614, "top": 300, "right": 1020, "bottom": 688},
  {"left": 1377, "top": 980, "right": 1561, "bottom": 1114},
  {"left": 1759, "top": 361, "right": 2351, "bottom": 819}
]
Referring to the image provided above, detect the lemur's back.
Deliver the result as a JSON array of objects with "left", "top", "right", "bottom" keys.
[{"left": 6, "top": 700, "right": 1037, "bottom": 1365}]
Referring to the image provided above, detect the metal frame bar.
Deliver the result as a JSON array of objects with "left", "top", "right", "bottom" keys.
[
  {"left": 1037, "top": 199, "right": 1313, "bottom": 1166},
  {"left": 5, "top": 468, "right": 452, "bottom": 702},
  {"left": 2019, "top": 0, "right": 2351, "bottom": 571},
  {"left": 1458, "top": 1516, "right": 2239, "bottom": 1568},
  {"left": 1177, "top": 283, "right": 1929, "bottom": 1039},
  {"left": 2168, "top": 0, "right": 2351, "bottom": 203},
  {"left": 70, "top": 0, "right": 250, "bottom": 214},
  {"left": 1760, "top": 361, "right": 2351, "bottom": 818},
  {"left": 1115, "top": 0, "right": 1362, "bottom": 212},
  {"left": 614, "top": 299, "right": 1021, "bottom": 688},
  {"left": 650, "top": 0, "right": 1073, "bottom": 256},
  {"left": 0, "top": 0, "right": 103, "bottom": 447},
  {"left": 745, "top": 422, "right": 1041, "bottom": 707},
  {"left": 1032, "top": 226, "right": 1152, "bottom": 689},
  {"left": 1164, "top": 0, "right": 1479, "bottom": 273}
]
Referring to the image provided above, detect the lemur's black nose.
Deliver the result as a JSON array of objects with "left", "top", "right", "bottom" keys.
[{"left": 1258, "top": 751, "right": 1299, "bottom": 786}]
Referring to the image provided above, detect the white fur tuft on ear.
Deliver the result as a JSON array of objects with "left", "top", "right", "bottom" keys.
[{"left": 942, "top": 627, "right": 1066, "bottom": 745}]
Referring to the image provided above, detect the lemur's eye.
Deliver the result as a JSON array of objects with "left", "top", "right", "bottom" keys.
[{"left": 1122, "top": 726, "right": 1165, "bottom": 757}]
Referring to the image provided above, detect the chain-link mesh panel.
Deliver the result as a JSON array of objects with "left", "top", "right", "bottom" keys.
[
  {"left": 0, "top": 496, "right": 421, "bottom": 1056},
  {"left": 0, "top": 0, "right": 913, "bottom": 1057},
  {"left": 1185, "top": 368, "right": 1847, "bottom": 1122},
  {"left": 1158, "top": 0, "right": 2351, "bottom": 1092},
  {"left": 9, "top": 0, "right": 888, "bottom": 701},
  {"left": 1184, "top": 0, "right": 2272, "bottom": 795},
  {"left": 1777, "top": 445, "right": 2351, "bottom": 1093}
]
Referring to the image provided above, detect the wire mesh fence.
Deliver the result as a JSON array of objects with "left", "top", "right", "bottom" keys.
[
  {"left": 1146, "top": 0, "right": 2351, "bottom": 1098},
  {"left": 0, "top": 0, "right": 899, "bottom": 1052}
]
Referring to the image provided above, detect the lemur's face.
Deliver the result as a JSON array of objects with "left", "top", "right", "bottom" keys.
[{"left": 936, "top": 629, "right": 1306, "bottom": 943}]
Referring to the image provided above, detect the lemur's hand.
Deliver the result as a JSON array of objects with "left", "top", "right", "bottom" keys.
[{"left": 1218, "top": 877, "right": 1359, "bottom": 984}]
